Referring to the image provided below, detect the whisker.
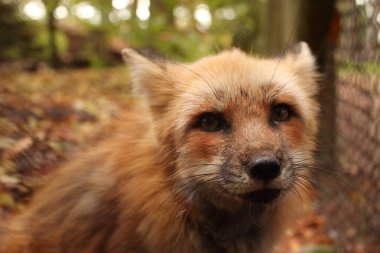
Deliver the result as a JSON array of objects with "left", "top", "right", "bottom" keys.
[
  {"left": 268, "top": 27, "right": 295, "bottom": 87},
  {"left": 292, "top": 179, "right": 314, "bottom": 201},
  {"left": 288, "top": 186, "right": 305, "bottom": 214},
  {"left": 268, "top": 69, "right": 316, "bottom": 101}
]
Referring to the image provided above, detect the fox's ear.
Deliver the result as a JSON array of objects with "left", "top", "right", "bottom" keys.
[
  {"left": 122, "top": 48, "right": 174, "bottom": 115},
  {"left": 283, "top": 42, "right": 318, "bottom": 94},
  {"left": 283, "top": 42, "right": 316, "bottom": 74}
]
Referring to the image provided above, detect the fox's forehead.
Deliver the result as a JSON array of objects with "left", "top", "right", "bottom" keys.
[
  {"left": 191, "top": 50, "right": 294, "bottom": 86},
  {"left": 181, "top": 50, "right": 303, "bottom": 108}
]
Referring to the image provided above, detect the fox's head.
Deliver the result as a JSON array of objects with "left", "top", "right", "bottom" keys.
[{"left": 123, "top": 44, "right": 319, "bottom": 208}]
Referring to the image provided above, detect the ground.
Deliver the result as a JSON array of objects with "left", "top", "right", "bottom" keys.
[{"left": 0, "top": 67, "right": 336, "bottom": 253}]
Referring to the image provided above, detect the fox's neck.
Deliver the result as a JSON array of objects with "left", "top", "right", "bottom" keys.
[{"left": 175, "top": 189, "right": 268, "bottom": 252}]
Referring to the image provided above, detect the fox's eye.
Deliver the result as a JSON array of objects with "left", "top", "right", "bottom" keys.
[
  {"left": 271, "top": 104, "right": 293, "bottom": 123},
  {"left": 195, "top": 112, "right": 226, "bottom": 132}
]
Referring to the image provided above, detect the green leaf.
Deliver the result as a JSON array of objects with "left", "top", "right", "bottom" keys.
[
  {"left": 295, "top": 245, "right": 338, "bottom": 253},
  {"left": 0, "top": 192, "right": 16, "bottom": 209}
]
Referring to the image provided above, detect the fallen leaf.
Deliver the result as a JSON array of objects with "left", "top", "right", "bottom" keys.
[
  {"left": 295, "top": 244, "right": 337, "bottom": 253},
  {"left": 0, "top": 137, "right": 16, "bottom": 149},
  {"left": 0, "top": 192, "right": 16, "bottom": 209},
  {"left": 8, "top": 137, "right": 33, "bottom": 157}
]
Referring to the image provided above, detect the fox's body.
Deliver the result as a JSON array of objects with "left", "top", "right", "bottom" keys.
[{"left": 0, "top": 44, "right": 319, "bottom": 253}]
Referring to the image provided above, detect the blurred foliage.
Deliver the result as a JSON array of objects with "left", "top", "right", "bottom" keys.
[
  {"left": 117, "top": 0, "right": 267, "bottom": 60},
  {"left": 0, "top": 1, "right": 44, "bottom": 61},
  {"left": 339, "top": 61, "right": 380, "bottom": 75},
  {"left": 0, "top": 0, "right": 269, "bottom": 67}
]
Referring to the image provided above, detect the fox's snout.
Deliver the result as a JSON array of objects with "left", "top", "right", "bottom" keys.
[{"left": 245, "top": 155, "right": 281, "bottom": 181}]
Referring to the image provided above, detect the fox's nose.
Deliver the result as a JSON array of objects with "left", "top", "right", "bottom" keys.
[{"left": 247, "top": 156, "right": 281, "bottom": 181}]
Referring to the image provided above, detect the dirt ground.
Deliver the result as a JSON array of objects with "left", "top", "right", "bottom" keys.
[{"left": 0, "top": 68, "right": 336, "bottom": 253}]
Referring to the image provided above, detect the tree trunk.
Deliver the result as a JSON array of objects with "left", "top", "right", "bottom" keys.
[
  {"left": 42, "top": 0, "right": 60, "bottom": 68},
  {"left": 298, "top": 0, "right": 338, "bottom": 172},
  {"left": 47, "top": 11, "right": 60, "bottom": 68},
  {"left": 266, "top": 0, "right": 301, "bottom": 55}
]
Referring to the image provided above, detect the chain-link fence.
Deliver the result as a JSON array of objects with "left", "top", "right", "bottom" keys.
[{"left": 322, "top": 0, "right": 380, "bottom": 252}]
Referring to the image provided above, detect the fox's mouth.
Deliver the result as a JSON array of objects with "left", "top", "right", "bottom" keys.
[{"left": 240, "top": 189, "right": 282, "bottom": 203}]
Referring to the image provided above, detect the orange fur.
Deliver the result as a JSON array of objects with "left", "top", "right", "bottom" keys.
[{"left": 0, "top": 42, "right": 319, "bottom": 253}]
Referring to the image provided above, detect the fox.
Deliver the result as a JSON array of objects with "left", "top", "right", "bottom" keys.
[{"left": 0, "top": 42, "right": 319, "bottom": 253}]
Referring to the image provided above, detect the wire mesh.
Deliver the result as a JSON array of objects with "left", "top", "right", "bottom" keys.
[{"left": 323, "top": 0, "right": 380, "bottom": 252}]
